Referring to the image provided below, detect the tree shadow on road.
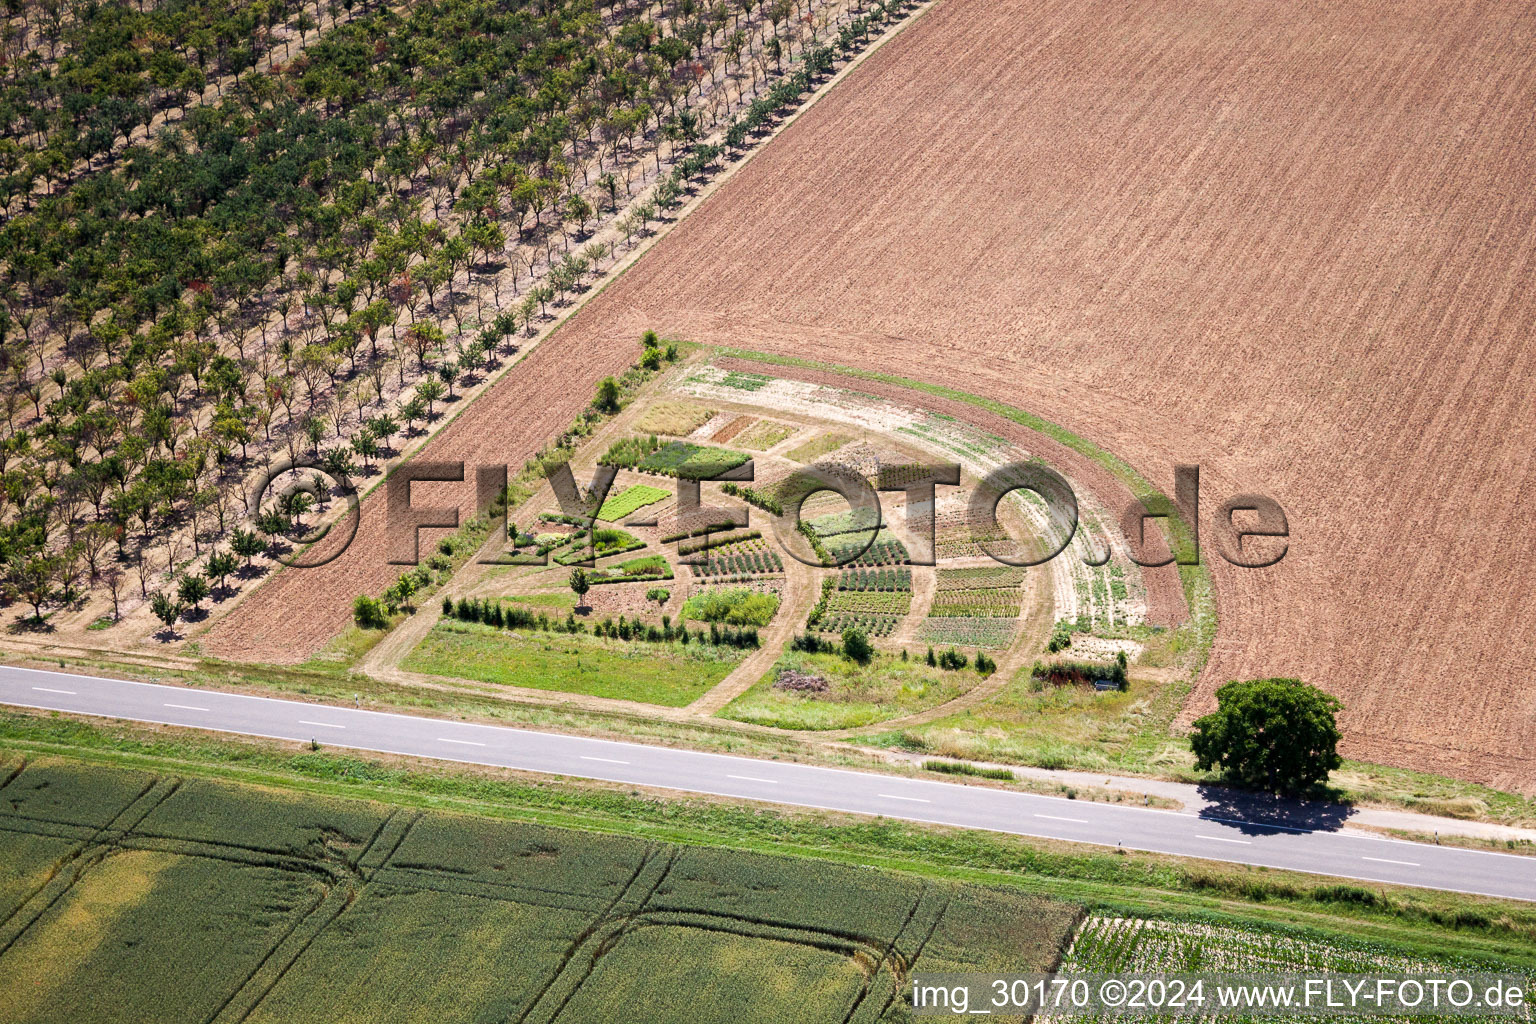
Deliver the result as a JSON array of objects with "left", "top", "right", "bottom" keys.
[{"left": 1196, "top": 784, "right": 1354, "bottom": 835}]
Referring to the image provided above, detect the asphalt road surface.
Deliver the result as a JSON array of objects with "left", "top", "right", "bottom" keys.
[{"left": 2, "top": 664, "right": 1531, "bottom": 902}]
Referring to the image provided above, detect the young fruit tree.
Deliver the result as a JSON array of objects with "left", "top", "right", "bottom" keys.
[{"left": 569, "top": 567, "right": 591, "bottom": 610}]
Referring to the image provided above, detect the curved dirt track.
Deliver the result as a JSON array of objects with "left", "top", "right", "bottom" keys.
[{"left": 215, "top": 0, "right": 1536, "bottom": 791}]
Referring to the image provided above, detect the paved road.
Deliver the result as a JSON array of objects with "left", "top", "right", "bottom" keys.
[{"left": 2, "top": 665, "right": 1532, "bottom": 902}]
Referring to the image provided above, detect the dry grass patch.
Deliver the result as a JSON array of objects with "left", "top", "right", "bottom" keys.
[
  {"left": 734, "top": 419, "right": 797, "bottom": 450},
  {"left": 785, "top": 432, "right": 852, "bottom": 463},
  {"left": 635, "top": 400, "right": 716, "bottom": 436}
]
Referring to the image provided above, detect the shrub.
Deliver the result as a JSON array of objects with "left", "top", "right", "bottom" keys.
[
  {"left": 682, "top": 587, "right": 780, "bottom": 626},
  {"left": 841, "top": 627, "right": 872, "bottom": 665},
  {"left": 937, "top": 648, "right": 969, "bottom": 671},
  {"left": 1031, "top": 658, "right": 1127, "bottom": 689},
  {"left": 594, "top": 376, "right": 621, "bottom": 413},
  {"left": 790, "top": 632, "right": 835, "bottom": 654},
  {"left": 354, "top": 595, "right": 389, "bottom": 629},
  {"left": 924, "top": 760, "right": 1014, "bottom": 781},
  {"left": 1046, "top": 620, "right": 1073, "bottom": 653}
]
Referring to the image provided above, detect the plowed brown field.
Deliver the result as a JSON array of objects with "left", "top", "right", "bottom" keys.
[{"left": 210, "top": 0, "right": 1536, "bottom": 791}]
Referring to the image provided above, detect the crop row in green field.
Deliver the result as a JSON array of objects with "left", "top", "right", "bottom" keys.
[
  {"left": 830, "top": 531, "right": 910, "bottom": 567},
  {"left": 1053, "top": 916, "right": 1531, "bottom": 1022},
  {"left": 827, "top": 589, "right": 911, "bottom": 616},
  {"left": 929, "top": 587, "right": 1023, "bottom": 618},
  {"left": 838, "top": 567, "right": 913, "bottom": 592},
  {"left": 589, "top": 553, "right": 673, "bottom": 585},
  {"left": 689, "top": 541, "right": 784, "bottom": 578},
  {"left": 677, "top": 529, "right": 760, "bottom": 555},
  {"left": 596, "top": 484, "right": 672, "bottom": 523},
  {"left": 919, "top": 617, "right": 1018, "bottom": 650},
  {"left": 936, "top": 566, "right": 1028, "bottom": 590},
  {"left": 0, "top": 758, "right": 1076, "bottom": 1023},
  {"left": 815, "top": 611, "right": 902, "bottom": 637}
]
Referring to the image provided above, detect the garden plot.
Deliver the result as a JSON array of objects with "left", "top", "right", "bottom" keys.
[
  {"left": 918, "top": 566, "right": 1026, "bottom": 650},
  {"left": 596, "top": 484, "right": 672, "bottom": 523},
  {"left": 785, "top": 432, "right": 854, "bottom": 463},
  {"left": 1046, "top": 917, "right": 1528, "bottom": 1023},
  {"left": 680, "top": 367, "right": 1131, "bottom": 640},
  {"left": 582, "top": 583, "right": 671, "bottom": 620},
  {"left": 733, "top": 418, "right": 798, "bottom": 450},
  {"left": 600, "top": 435, "right": 752, "bottom": 480},
  {"left": 813, "top": 564, "right": 914, "bottom": 638},
  {"left": 709, "top": 414, "right": 755, "bottom": 443},
  {"left": 828, "top": 529, "right": 910, "bottom": 569},
  {"left": 1067, "top": 635, "right": 1145, "bottom": 662},
  {"left": 553, "top": 527, "right": 646, "bottom": 565},
  {"left": 686, "top": 534, "right": 785, "bottom": 582}
]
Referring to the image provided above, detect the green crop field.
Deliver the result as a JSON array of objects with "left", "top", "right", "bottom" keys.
[
  {"left": 689, "top": 537, "right": 785, "bottom": 579},
  {"left": 929, "top": 568, "right": 1025, "bottom": 618},
  {"left": 815, "top": 611, "right": 904, "bottom": 637},
  {"left": 830, "top": 531, "right": 910, "bottom": 567},
  {"left": 638, "top": 440, "right": 751, "bottom": 479},
  {"left": 596, "top": 484, "right": 672, "bottom": 522},
  {"left": 402, "top": 619, "right": 739, "bottom": 706},
  {"left": 0, "top": 758, "right": 1079, "bottom": 1024}
]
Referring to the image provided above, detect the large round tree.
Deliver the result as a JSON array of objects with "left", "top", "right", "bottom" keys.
[{"left": 1189, "top": 678, "right": 1343, "bottom": 795}]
